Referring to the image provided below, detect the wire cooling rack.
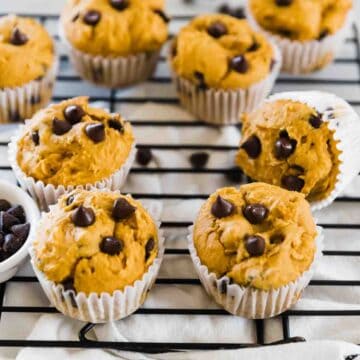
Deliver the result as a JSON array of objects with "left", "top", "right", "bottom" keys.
[{"left": 0, "top": 0, "right": 360, "bottom": 356}]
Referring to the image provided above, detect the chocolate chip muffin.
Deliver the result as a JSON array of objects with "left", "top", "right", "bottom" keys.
[
  {"left": 60, "top": 0, "right": 169, "bottom": 87},
  {"left": 0, "top": 15, "right": 57, "bottom": 123},
  {"left": 189, "top": 183, "right": 322, "bottom": 318}
]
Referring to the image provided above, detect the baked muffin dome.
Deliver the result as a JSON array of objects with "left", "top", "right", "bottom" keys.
[
  {"left": 61, "top": 0, "right": 169, "bottom": 57},
  {"left": 193, "top": 183, "right": 317, "bottom": 290},
  {"left": 170, "top": 14, "right": 275, "bottom": 90},
  {"left": 33, "top": 189, "right": 159, "bottom": 295},
  {"left": 236, "top": 97, "right": 340, "bottom": 202},
  {"left": 16, "top": 96, "right": 134, "bottom": 186},
  {"left": 248, "top": 0, "right": 352, "bottom": 41},
  {"left": 0, "top": 15, "right": 54, "bottom": 88}
]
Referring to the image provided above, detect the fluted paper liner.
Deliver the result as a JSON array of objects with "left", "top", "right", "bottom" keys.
[
  {"left": 188, "top": 225, "right": 323, "bottom": 319},
  {"left": 0, "top": 60, "right": 58, "bottom": 124},
  {"left": 170, "top": 42, "right": 281, "bottom": 125},
  {"left": 8, "top": 123, "right": 136, "bottom": 211},
  {"left": 246, "top": 4, "right": 353, "bottom": 74},
  {"left": 29, "top": 209, "right": 164, "bottom": 323}
]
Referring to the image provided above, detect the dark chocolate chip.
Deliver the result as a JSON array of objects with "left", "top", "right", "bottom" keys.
[
  {"left": 64, "top": 105, "right": 85, "bottom": 124},
  {"left": 10, "top": 28, "right": 28, "bottom": 46},
  {"left": 243, "top": 204, "right": 269, "bottom": 224},
  {"left": 270, "top": 233, "right": 285, "bottom": 244},
  {"left": 274, "top": 135, "right": 296, "bottom": 159},
  {"left": 154, "top": 9, "right": 170, "bottom": 23},
  {"left": 231, "top": 7, "right": 246, "bottom": 19},
  {"left": 7, "top": 205, "right": 26, "bottom": 223},
  {"left": 30, "top": 94, "right": 41, "bottom": 105},
  {"left": 108, "top": 119, "right": 124, "bottom": 133},
  {"left": 245, "top": 235, "right": 265, "bottom": 257},
  {"left": 110, "top": 0, "right": 129, "bottom": 10},
  {"left": 0, "top": 199, "right": 11, "bottom": 212},
  {"left": 0, "top": 212, "right": 20, "bottom": 232},
  {"left": 318, "top": 29, "right": 329, "bottom": 40},
  {"left": 309, "top": 113, "right": 323, "bottom": 128},
  {"left": 207, "top": 21, "right": 228, "bottom": 38},
  {"left": 136, "top": 148, "right": 152, "bottom": 166},
  {"left": 52, "top": 118, "right": 72, "bottom": 136},
  {"left": 66, "top": 195, "right": 75, "bottom": 206},
  {"left": 290, "top": 165, "right": 305, "bottom": 174},
  {"left": 211, "top": 196, "right": 235, "bottom": 218},
  {"left": 241, "top": 135, "right": 261, "bottom": 158},
  {"left": 247, "top": 41, "right": 260, "bottom": 52},
  {"left": 275, "top": 0, "right": 293, "bottom": 6},
  {"left": 71, "top": 206, "right": 95, "bottom": 227},
  {"left": 85, "top": 123, "right": 105, "bottom": 143},
  {"left": 189, "top": 152, "right": 209, "bottom": 169},
  {"left": 112, "top": 198, "right": 136, "bottom": 221},
  {"left": 100, "top": 236, "right": 124, "bottom": 255},
  {"left": 194, "top": 71, "right": 207, "bottom": 90},
  {"left": 281, "top": 175, "right": 305, "bottom": 192},
  {"left": 225, "top": 166, "right": 244, "bottom": 183},
  {"left": 230, "top": 55, "right": 249, "bottom": 73},
  {"left": 10, "top": 223, "right": 30, "bottom": 242},
  {"left": 278, "top": 28, "right": 292, "bottom": 37},
  {"left": 218, "top": 4, "right": 231, "bottom": 14},
  {"left": 83, "top": 9, "right": 101, "bottom": 26},
  {"left": 3, "top": 233, "right": 24, "bottom": 255},
  {"left": 145, "top": 238, "right": 155, "bottom": 260}
]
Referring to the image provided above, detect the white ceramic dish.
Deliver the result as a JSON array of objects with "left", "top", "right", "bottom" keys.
[{"left": 0, "top": 180, "right": 40, "bottom": 282}]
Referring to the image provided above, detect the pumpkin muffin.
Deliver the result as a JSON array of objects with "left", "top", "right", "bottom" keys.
[
  {"left": 60, "top": 0, "right": 169, "bottom": 87},
  {"left": 0, "top": 15, "right": 57, "bottom": 123}
]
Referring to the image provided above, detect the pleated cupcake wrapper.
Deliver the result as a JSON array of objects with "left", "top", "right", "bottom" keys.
[
  {"left": 188, "top": 225, "right": 324, "bottom": 319},
  {"left": 245, "top": 4, "right": 353, "bottom": 74},
  {"left": 170, "top": 42, "right": 281, "bottom": 125},
  {"left": 29, "top": 214, "right": 165, "bottom": 324},
  {"left": 8, "top": 124, "right": 136, "bottom": 211},
  {"left": 0, "top": 59, "right": 58, "bottom": 124},
  {"left": 267, "top": 91, "right": 360, "bottom": 211}
]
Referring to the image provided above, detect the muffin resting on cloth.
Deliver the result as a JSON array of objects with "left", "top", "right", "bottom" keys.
[
  {"left": 236, "top": 99, "right": 340, "bottom": 202},
  {"left": 0, "top": 14, "right": 54, "bottom": 88},
  {"left": 171, "top": 14, "right": 275, "bottom": 90},
  {"left": 61, "top": 0, "right": 169, "bottom": 57},
  {"left": 193, "top": 183, "right": 317, "bottom": 290},
  {"left": 16, "top": 96, "right": 134, "bottom": 187},
  {"left": 33, "top": 189, "right": 159, "bottom": 295},
  {"left": 248, "top": 0, "right": 352, "bottom": 41}
]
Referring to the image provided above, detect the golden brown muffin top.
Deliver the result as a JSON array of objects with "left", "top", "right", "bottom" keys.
[
  {"left": 61, "top": 0, "right": 169, "bottom": 57},
  {"left": 193, "top": 183, "right": 317, "bottom": 290},
  {"left": 0, "top": 15, "right": 54, "bottom": 88},
  {"left": 33, "top": 189, "right": 159, "bottom": 295},
  {"left": 16, "top": 96, "right": 134, "bottom": 187}
]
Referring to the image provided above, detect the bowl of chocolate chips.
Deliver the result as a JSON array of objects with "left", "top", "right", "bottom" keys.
[{"left": 0, "top": 180, "right": 40, "bottom": 282}]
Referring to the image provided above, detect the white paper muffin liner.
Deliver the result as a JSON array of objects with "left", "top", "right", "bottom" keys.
[
  {"left": 8, "top": 123, "right": 136, "bottom": 211},
  {"left": 170, "top": 42, "right": 281, "bottom": 125},
  {"left": 267, "top": 91, "right": 360, "bottom": 211},
  {"left": 188, "top": 225, "right": 323, "bottom": 319},
  {"left": 246, "top": 4, "right": 353, "bottom": 74},
  {"left": 0, "top": 60, "right": 58, "bottom": 124},
  {"left": 29, "top": 200, "right": 164, "bottom": 323}
]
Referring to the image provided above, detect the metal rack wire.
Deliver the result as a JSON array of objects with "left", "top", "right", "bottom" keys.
[{"left": 0, "top": 3, "right": 359, "bottom": 355}]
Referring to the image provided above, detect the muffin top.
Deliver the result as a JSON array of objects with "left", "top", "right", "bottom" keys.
[
  {"left": 16, "top": 96, "right": 134, "bottom": 187},
  {"left": 249, "top": 0, "right": 352, "bottom": 41},
  {"left": 170, "top": 14, "right": 275, "bottom": 90},
  {"left": 236, "top": 97, "right": 340, "bottom": 202},
  {"left": 33, "top": 189, "right": 158, "bottom": 295},
  {"left": 193, "top": 183, "right": 317, "bottom": 290},
  {"left": 61, "top": 0, "right": 169, "bottom": 57},
  {"left": 0, "top": 15, "right": 54, "bottom": 88}
]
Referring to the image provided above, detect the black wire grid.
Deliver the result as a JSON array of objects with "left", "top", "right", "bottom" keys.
[{"left": 0, "top": 5, "right": 359, "bottom": 355}]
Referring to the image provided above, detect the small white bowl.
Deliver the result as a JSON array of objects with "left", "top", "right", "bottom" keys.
[{"left": 0, "top": 180, "right": 40, "bottom": 282}]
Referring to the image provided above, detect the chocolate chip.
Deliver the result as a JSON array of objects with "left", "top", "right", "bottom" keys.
[
  {"left": 100, "top": 236, "right": 124, "bottom": 255},
  {"left": 218, "top": 4, "right": 245, "bottom": 19},
  {"left": 290, "top": 165, "right": 305, "bottom": 174},
  {"left": 318, "top": 29, "right": 329, "bottom": 40},
  {"left": 85, "top": 123, "right": 105, "bottom": 143},
  {"left": 247, "top": 41, "right": 260, "bottom": 52},
  {"left": 136, "top": 148, "right": 152, "bottom": 166},
  {"left": 64, "top": 105, "right": 85, "bottom": 124},
  {"left": 207, "top": 21, "right": 228, "bottom": 38},
  {"left": 278, "top": 28, "right": 292, "bottom": 37},
  {"left": 0, "top": 199, "right": 11, "bottom": 212},
  {"left": 10, "top": 223, "right": 30, "bottom": 242},
  {"left": 309, "top": 113, "right": 323, "bottom": 128},
  {"left": 145, "top": 238, "right": 155, "bottom": 260},
  {"left": 83, "top": 9, "right": 101, "bottom": 26},
  {"left": 30, "top": 94, "right": 41, "bottom": 105},
  {"left": 110, "top": 0, "right": 129, "bottom": 10},
  {"left": 194, "top": 71, "right": 207, "bottom": 90},
  {"left": 243, "top": 204, "right": 269, "bottom": 224},
  {"left": 154, "top": 9, "right": 170, "bottom": 23},
  {"left": 7, "top": 205, "right": 25, "bottom": 223},
  {"left": 71, "top": 206, "right": 95, "bottom": 227},
  {"left": 0, "top": 212, "right": 20, "bottom": 232},
  {"left": 245, "top": 235, "right": 265, "bottom": 257},
  {"left": 53, "top": 118, "right": 72, "bottom": 136},
  {"left": 108, "top": 119, "right": 124, "bottom": 133},
  {"left": 189, "top": 152, "right": 209, "bottom": 169},
  {"left": 274, "top": 133, "right": 296, "bottom": 159},
  {"left": 10, "top": 28, "right": 28, "bottom": 45},
  {"left": 281, "top": 175, "right": 305, "bottom": 192},
  {"left": 270, "top": 233, "right": 285, "bottom": 244},
  {"left": 112, "top": 198, "right": 136, "bottom": 221},
  {"left": 230, "top": 55, "right": 249, "bottom": 73},
  {"left": 30, "top": 131, "right": 39, "bottom": 147},
  {"left": 211, "top": 196, "right": 235, "bottom": 218},
  {"left": 225, "top": 166, "right": 244, "bottom": 183},
  {"left": 3, "top": 233, "right": 24, "bottom": 255},
  {"left": 66, "top": 195, "right": 75, "bottom": 206},
  {"left": 275, "top": 0, "right": 293, "bottom": 6},
  {"left": 241, "top": 135, "right": 261, "bottom": 159}
]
